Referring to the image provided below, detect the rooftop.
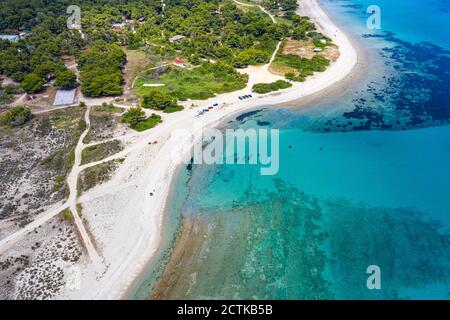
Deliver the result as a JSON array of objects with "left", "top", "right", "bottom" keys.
[{"left": 53, "top": 89, "right": 76, "bottom": 106}]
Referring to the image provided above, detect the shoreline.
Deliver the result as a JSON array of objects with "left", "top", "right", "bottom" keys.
[
  {"left": 66, "top": 0, "right": 359, "bottom": 300},
  {"left": 123, "top": 0, "right": 360, "bottom": 300}
]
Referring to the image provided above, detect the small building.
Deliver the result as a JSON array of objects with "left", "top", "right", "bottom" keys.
[
  {"left": 313, "top": 48, "right": 323, "bottom": 53},
  {"left": 112, "top": 21, "right": 135, "bottom": 33},
  {"left": 54, "top": 89, "right": 76, "bottom": 106},
  {"left": 0, "top": 35, "right": 21, "bottom": 42},
  {"left": 169, "top": 35, "right": 186, "bottom": 44},
  {"left": 172, "top": 59, "right": 187, "bottom": 68}
]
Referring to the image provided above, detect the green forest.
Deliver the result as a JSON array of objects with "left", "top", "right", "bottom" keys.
[{"left": 0, "top": 0, "right": 327, "bottom": 101}]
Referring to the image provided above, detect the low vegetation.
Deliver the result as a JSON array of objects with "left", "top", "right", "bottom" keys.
[
  {"left": 84, "top": 103, "right": 124, "bottom": 143},
  {"left": 21, "top": 74, "right": 45, "bottom": 94},
  {"left": 253, "top": 80, "right": 292, "bottom": 94},
  {"left": 121, "top": 107, "right": 162, "bottom": 132},
  {"left": 163, "top": 105, "right": 184, "bottom": 113},
  {"left": 78, "top": 43, "right": 127, "bottom": 97},
  {"left": 276, "top": 54, "right": 330, "bottom": 82},
  {"left": 81, "top": 140, "right": 123, "bottom": 165},
  {"left": 142, "top": 91, "right": 180, "bottom": 111},
  {"left": 42, "top": 148, "right": 76, "bottom": 184},
  {"left": 42, "top": 109, "right": 87, "bottom": 189},
  {"left": 59, "top": 208, "right": 75, "bottom": 222},
  {"left": 0, "top": 0, "right": 331, "bottom": 105},
  {"left": 78, "top": 159, "right": 124, "bottom": 195},
  {"left": 232, "top": 43, "right": 278, "bottom": 68},
  {"left": 137, "top": 62, "right": 248, "bottom": 101},
  {"left": 0, "top": 105, "right": 32, "bottom": 127},
  {"left": 261, "top": 0, "right": 298, "bottom": 12},
  {"left": 0, "top": 86, "right": 22, "bottom": 107}
]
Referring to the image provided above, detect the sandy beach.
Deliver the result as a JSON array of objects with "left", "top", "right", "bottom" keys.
[{"left": 0, "top": 0, "right": 358, "bottom": 299}]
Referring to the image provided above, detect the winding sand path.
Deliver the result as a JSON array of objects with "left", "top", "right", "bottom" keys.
[
  {"left": 66, "top": 106, "right": 105, "bottom": 271},
  {"left": 0, "top": 106, "right": 105, "bottom": 272},
  {"left": 0, "top": 102, "right": 137, "bottom": 256}
]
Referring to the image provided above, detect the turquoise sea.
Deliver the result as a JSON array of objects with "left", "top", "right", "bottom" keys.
[{"left": 133, "top": 0, "right": 450, "bottom": 299}]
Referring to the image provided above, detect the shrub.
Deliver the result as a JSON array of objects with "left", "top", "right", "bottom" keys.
[
  {"left": 233, "top": 48, "right": 270, "bottom": 68},
  {"left": 121, "top": 107, "right": 147, "bottom": 126},
  {"left": 285, "top": 72, "right": 305, "bottom": 82},
  {"left": 252, "top": 80, "right": 292, "bottom": 94},
  {"left": 121, "top": 107, "right": 162, "bottom": 132},
  {"left": 142, "top": 91, "right": 180, "bottom": 111},
  {"left": 55, "top": 69, "right": 77, "bottom": 89},
  {"left": 59, "top": 208, "right": 74, "bottom": 221},
  {"left": 131, "top": 114, "right": 162, "bottom": 132}
]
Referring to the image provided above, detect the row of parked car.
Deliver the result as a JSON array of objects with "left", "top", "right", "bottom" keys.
[
  {"left": 195, "top": 93, "right": 253, "bottom": 117},
  {"left": 196, "top": 103, "right": 220, "bottom": 117},
  {"left": 239, "top": 94, "right": 253, "bottom": 100}
]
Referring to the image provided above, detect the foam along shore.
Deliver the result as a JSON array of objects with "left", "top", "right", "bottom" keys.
[{"left": 61, "top": 0, "right": 358, "bottom": 299}]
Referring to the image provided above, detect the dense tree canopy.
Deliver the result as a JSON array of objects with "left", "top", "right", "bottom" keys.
[
  {"left": 78, "top": 43, "right": 127, "bottom": 97},
  {"left": 0, "top": 0, "right": 331, "bottom": 100},
  {"left": 21, "top": 73, "right": 45, "bottom": 93}
]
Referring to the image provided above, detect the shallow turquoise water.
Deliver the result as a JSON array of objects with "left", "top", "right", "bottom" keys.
[
  {"left": 194, "top": 123, "right": 450, "bottom": 227},
  {"left": 166, "top": 119, "right": 450, "bottom": 299},
  {"left": 323, "top": 0, "right": 450, "bottom": 49},
  {"left": 134, "top": 0, "right": 450, "bottom": 299}
]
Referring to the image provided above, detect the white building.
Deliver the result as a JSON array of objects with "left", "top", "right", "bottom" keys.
[{"left": 0, "top": 35, "right": 21, "bottom": 42}]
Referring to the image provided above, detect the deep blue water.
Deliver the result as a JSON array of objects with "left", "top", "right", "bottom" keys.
[{"left": 135, "top": 0, "right": 450, "bottom": 299}]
